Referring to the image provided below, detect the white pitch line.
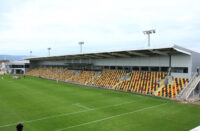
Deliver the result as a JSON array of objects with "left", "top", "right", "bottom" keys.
[
  {"left": 0, "top": 101, "right": 137, "bottom": 128},
  {"left": 73, "top": 103, "right": 91, "bottom": 110},
  {"left": 92, "top": 100, "right": 137, "bottom": 109},
  {"left": 55, "top": 103, "right": 168, "bottom": 131}
]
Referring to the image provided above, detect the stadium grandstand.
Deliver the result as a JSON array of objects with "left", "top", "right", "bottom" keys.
[{"left": 26, "top": 45, "right": 200, "bottom": 102}]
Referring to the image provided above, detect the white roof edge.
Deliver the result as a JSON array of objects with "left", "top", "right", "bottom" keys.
[
  {"left": 173, "top": 48, "right": 191, "bottom": 55},
  {"left": 27, "top": 44, "right": 195, "bottom": 60},
  {"left": 28, "top": 45, "right": 177, "bottom": 59},
  {"left": 172, "top": 44, "right": 193, "bottom": 55},
  {"left": 6, "top": 60, "right": 30, "bottom": 65}
]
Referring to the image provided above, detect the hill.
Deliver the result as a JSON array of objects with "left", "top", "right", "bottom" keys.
[{"left": 0, "top": 55, "right": 29, "bottom": 60}]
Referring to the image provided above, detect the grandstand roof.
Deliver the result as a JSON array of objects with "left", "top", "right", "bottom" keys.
[{"left": 28, "top": 45, "right": 193, "bottom": 61}]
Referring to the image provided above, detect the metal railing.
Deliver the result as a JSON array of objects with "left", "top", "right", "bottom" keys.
[
  {"left": 185, "top": 75, "right": 200, "bottom": 101},
  {"left": 176, "top": 72, "right": 197, "bottom": 100}
]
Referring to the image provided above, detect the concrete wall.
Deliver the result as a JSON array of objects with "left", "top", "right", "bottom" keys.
[
  {"left": 30, "top": 60, "right": 65, "bottom": 68},
  {"left": 171, "top": 54, "right": 192, "bottom": 78},
  {"left": 93, "top": 54, "right": 190, "bottom": 67},
  {"left": 171, "top": 73, "right": 190, "bottom": 78},
  {"left": 191, "top": 52, "right": 200, "bottom": 76},
  {"left": 36, "top": 60, "right": 66, "bottom": 66},
  {"left": 31, "top": 59, "right": 91, "bottom": 67}
]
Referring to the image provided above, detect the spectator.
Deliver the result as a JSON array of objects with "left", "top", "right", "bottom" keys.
[{"left": 16, "top": 123, "right": 23, "bottom": 131}]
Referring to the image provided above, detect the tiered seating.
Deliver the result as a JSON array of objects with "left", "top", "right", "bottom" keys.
[
  {"left": 47, "top": 67, "right": 58, "bottom": 79},
  {"left": 156, "top": 78, "right": 189, "bottom": 99},
  {"left": 68, "top": 71, "right": 97, "bottom": 84},
  {"left": 63, "top": 70, "right": 78, "bottom": 81},
  {"left": 56, "top": 67, "right": 65, "bottom": 80},
  {"left": 116, "top": 71, "right": 167, "bottom": 95},
  {"left": 90, "top": 70, "right": 126, "bottom": 88},
  {"left": 58, "top": 68, "right": 68, "bottom": 81},
  {"left": 27, "top": 68, "right": 189, "bottom": 99},
  {"left": 51, "top": 67, "right": 63, "bottom": 80},
  {"left": 27, "top": 67, "right": 50, "bottom": 77},
  {"left": 26, "top": 67, "right": 41, "bottom": 76},
  {"left": 27, "top": 67, "right": 78, "bottom": 81},
  {"left": 39, "top": 67, "right": 54, "bottom": 79}
]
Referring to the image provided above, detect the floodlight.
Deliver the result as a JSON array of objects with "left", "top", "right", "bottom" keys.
[
  {"left": 48, "top": 47, "right": 51, "bottom": 56},
  {"left": 78, "top": 42, "right": 84, "bottom": 53},
  {"left": 143, "top": 29, "right": 156, "bottom": 47},
  {"left": 30, "top": 51, "right": 32, "bottom": 57}
]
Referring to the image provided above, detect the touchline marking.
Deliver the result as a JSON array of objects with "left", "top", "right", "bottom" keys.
[
  {"left": 0, "top": 101, "right": 137, "bottom": 128},
  {"left": 55, "top": 103, "right": 168, "bottom": 131}
]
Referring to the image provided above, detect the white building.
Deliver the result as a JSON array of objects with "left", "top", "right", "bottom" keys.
[
  {"left": 6, "top": 60, "right": 30, "bottom": 74},
  {"left": 0, "top": 60, "right": 8, "bottom": 74}
]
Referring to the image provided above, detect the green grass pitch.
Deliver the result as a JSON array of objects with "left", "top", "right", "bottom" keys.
[{"left": 0, "top": 75, "right": 200, "bottom": 131}]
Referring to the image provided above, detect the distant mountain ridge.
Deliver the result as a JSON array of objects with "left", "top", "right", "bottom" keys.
[{"left": 0, "top": 55, "right": 30, "bottom": 60}]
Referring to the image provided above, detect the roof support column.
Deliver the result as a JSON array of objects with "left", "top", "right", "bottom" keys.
[{"left": 169, "top": 55, "right": 172, "bottom": 76}]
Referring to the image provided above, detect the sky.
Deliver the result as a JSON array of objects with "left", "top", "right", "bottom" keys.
[{"left": 0, "top": 0, "right": 200, "bottom": 57}]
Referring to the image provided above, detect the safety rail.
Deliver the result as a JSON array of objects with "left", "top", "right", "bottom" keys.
[
  {"left": 153, "top": 79, "right": 165, "bottom": 95},
  {"left": 185, "top": 75, "right": 200, "bottom": 101},
  {"left": 177, "top": 72, "right": 197, "bottom": 100}
]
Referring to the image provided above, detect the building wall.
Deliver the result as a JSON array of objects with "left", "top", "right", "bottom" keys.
[
  {"left": 5, "top": 60, "right": 30, "bottom": 74},
  {"left": 171, "top": 54, "right": 192, "bottom": 78},
  {"left": 93, "top": 56, "right": 168, "bottom": 66},
  {"left": 30, "top": 59, "right": 92, "bottom": 67},
  {"left": 31, "top": 60, "right": 66, "bottom": 67},
  {"left": 93, "top": 54, "right": 191, "bottom": 67},
  {"left": 171, "top": 73, "right": 190, "bottom": 78},
  {"left": 191, "top": 52, "right": 200, "bottom": 76}
]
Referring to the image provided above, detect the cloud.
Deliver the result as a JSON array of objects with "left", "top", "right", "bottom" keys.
[{"left": 0, "top": 0, "right": 200, "bottom": 56}]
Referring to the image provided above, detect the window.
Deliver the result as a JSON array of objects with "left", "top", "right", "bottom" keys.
[
  {"left": 161, "top": 67, "right": 168, "bottom": 72},
  {"left": 93, "top": 66, "right": 103, "bottom": 70},
  {"left": 132, "top": 67, "right": 139, "bottom": 71},
  {"left": 124, "top": 66, "right": 130, "bottom": 71},
  {"left": 150, "top": 67, "right": 159, "bottom": 71},
  {"left": 117, "top": 66, "right": 123, "bottom": 70},
  {"left": 104, "top": 66, "right": 109, "bottom": 69},
  {"left": 11, "top": 65, "right": 24, "bottom": 68},
  {"left": 25, "top": 65, "right": 30, "bottom": 68},
  {"left": 171, "top": 67, "right": 188, "bottom": 73},
  {"left": 141, "top": 67, "right": 149, "bottom": 71},
  {"left": 110, "top": 66, "right": 116, "bottom": 70}
]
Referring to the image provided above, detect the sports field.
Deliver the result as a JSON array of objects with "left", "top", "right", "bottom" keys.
[{"left": 0, "top": 75, "right": 200, "bottom": 131}]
